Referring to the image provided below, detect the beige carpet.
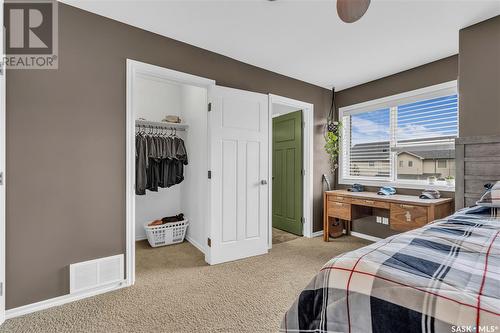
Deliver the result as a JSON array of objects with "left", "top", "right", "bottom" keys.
[
  {"left": 1, "top": 236, "right": 370, "bottom": 333},
  {"left": 272, "top": 227, "right": 300, "bottom": 245}
]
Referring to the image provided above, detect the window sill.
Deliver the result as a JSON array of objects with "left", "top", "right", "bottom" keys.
[{"left": 339, "top": 178, "right": 455, "bottom": 192}]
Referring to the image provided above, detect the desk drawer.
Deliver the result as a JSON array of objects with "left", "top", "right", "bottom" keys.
[
  {"left": 351, "top": 198, "right": 390, "bottom": 209},
  {"left": 390, "top": 203, "right": 428, "bottom": 232},
  {"left": 327, "top": 201, "right": 351, "bottom": 220},
  {"left": 328, "top": 195, "right": 351, "bottom": 203}
]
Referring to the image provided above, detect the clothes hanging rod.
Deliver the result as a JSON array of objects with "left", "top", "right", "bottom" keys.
[{"left": 135, "top": 120, "right": 189, "bottom": 131}]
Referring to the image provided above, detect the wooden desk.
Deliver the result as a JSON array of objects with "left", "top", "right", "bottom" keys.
[{"left": 323, "top": 190, "right": 453, "bottom": 241}]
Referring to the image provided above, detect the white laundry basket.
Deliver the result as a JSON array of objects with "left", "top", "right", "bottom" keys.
[{"left": 144, "top": 219, "right": 189, "bottom": 247}]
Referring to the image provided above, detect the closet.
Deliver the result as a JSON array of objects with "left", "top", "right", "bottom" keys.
[
  {"left": 128, "top": 60, "right": 269, "bottom": 267},
  {"left": 133, "top": 73, "right": 208, "bottom": 252}
]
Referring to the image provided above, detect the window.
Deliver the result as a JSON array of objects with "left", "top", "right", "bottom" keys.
[{"left": 339, "top": 81, "right": 458, "bottom": 189}]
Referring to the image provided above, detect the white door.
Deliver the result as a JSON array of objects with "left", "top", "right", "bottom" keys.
[
  {"left": 207, "top": 86, "right": 269, "bottom": 265},
  {"left": 0, "top": 0, "right": 6, "bottom": 324}
]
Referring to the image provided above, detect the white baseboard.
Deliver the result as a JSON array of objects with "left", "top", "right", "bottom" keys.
[
  {"left": 185, "top": 235, "right": 205, "bottom": 254},
  {"left": 311, "top": 230, "right": 324, "bottom": 238},
  {"left": 6, "top": 280, "right": 128, "bottom": 320},
  {"left": 135, "top": 235, "right": 147, "bottom": 241},
  {"left": 350, "top": 231, "right": 381, "bottom": 242}
]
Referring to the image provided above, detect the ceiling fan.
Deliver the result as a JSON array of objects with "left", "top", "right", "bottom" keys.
[
  {"left": 268, "top": 0, "right": 371, "bottom": 24},
  {"left": 336, "top": 0, "right": 371, "bottom": 23}
]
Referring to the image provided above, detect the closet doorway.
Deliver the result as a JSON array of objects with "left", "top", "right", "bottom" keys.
[
  {"left": 126, "top": 60, "right": 215, "bottom": 285},
  {"left": 268, "top": 95, "right": 314, "bottom": 247},
  {"left": 126, "top": 60, "right": 273, "bottom": 282}
]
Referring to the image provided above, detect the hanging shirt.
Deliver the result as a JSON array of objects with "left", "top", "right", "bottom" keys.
[
  {"left": 135, "top": 133, "right": 148, "bottom": 195},
  {"left": 173, "top": 137, "right": 188, "bottom": 185},
  {"left": 146, "top": 135, "right": 160, "bottom": 192},
  {"left": 165, "top": 136, "right": 178, "bottom": 187},
  {"left": 158, "top": 136, "right": 171, "bottom": 188},
  {"left": 174, "top": 137, "right": 188, "bottom": 165}
]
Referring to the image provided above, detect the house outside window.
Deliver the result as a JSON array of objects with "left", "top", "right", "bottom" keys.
[
  {"left": 339, "top": 81, "right": 458, "bottom": 190},
  {"left": 438, "top": 160, "right": 447, "bottom": 168}
]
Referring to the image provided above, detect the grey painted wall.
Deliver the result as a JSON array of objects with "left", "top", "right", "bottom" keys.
[
  {"left": 459, "top": 15, "right": 500, "bottom": 138},
  {"left": 6, "top": 3, "right": 332, "bottom": 309}
]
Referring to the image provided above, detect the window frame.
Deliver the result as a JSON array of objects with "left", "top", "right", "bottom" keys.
[{"left": 338, "top": 80, "right": 457, "bottom": 191}]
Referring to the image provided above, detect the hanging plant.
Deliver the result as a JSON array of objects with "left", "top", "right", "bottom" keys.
[
  {"left": 324, "top": 88, "right": 342, "bottom": 174},
  {"left": 324, "top": 121, "right": 342, "bottom": 173}
]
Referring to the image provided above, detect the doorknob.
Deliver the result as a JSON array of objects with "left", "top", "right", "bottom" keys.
[{"left": 261, "top": 180, "right": 268, "bottom": 185}]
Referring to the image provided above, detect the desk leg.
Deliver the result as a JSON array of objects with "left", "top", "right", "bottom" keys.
[{"left": 323, "top": 193, "right": 329, "bottom": 242}]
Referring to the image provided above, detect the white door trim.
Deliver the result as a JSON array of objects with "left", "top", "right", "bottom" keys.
[
  {"left": 0, "top": 0, "right": 6, "bottom": 323},
  {"left": 268, "top": 94, "right": 314, "bottom": 248},
  {"left": 126, "top": 59, "right": 215, "bottom": 285}
]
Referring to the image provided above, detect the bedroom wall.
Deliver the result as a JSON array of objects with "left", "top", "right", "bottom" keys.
[
  {"left": 5, "top": 3, "right": 331, "bottom": 308},
  {"left": 334, "top": 55, "right": 459, "bottom": 197},
  {"left": 459, "top": 15, "right": 500, "bottom": 138}
]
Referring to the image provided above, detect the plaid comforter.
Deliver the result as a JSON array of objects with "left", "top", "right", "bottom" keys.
[{"left": 281, "top": 207, "right": 500, "bottom": 333}]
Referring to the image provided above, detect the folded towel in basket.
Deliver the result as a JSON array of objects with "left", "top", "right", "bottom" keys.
[{"left": 148, "top": 219, "right": 163, "bottom": 226}]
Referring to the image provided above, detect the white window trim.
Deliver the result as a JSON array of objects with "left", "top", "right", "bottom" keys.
[{"left": 338, "top": 80, "right": 458, "bottom": 192}]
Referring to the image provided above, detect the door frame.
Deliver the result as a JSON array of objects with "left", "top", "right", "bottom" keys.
[
  {"left": 268, "top": 94, "right": 314, "bottom": 248},
  {"left": 125, "top": 59, "right": 215, "bottom": 285},
  {"left": 0, "top": 0, "right": 6, "bottom": 323}
]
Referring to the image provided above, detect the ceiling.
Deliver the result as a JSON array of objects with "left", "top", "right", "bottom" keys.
[{"left": 62, "top": 0, "right": 500, "bottom": 91}]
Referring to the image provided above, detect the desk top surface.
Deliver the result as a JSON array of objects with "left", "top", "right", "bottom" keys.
[{"left": 325, "top": 189, "right": 453, "bottom": 206}]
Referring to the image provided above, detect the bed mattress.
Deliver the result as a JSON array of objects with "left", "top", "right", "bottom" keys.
[{"left": 281, "top": 206, "right": 500, "bottom": 333}]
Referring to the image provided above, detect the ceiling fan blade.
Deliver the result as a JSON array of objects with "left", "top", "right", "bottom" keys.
[{"left": 337, "top": 0, "right": 371, "bottom": 23}]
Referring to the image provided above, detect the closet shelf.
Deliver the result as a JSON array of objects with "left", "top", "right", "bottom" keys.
[{"left": 135, "top": 120, "right": 189, "bottom": 131}]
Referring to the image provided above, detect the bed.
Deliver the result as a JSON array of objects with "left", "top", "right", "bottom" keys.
[{"left": 281, "top": 135, "right": 500, "bottom": 333}]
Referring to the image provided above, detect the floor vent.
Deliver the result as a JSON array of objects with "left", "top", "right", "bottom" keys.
[{"left": 70, "top": 254, "right": 124, "bottom": 294}]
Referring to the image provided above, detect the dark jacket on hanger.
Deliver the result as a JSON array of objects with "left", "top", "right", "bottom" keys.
[
  {"left": 135, "top": 133, "right": 148, "bottom": 195},
  {"left": 146, "top": 136, "right": 160, "bottom": 192}
]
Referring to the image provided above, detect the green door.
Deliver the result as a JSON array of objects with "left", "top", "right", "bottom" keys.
[{"left": 272, "top": 110, "right": 303, "bottom": 235}]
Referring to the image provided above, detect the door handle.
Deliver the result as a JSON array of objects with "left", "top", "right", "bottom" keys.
[
  {"left": 261, "top": 180, "right": 268, "bottom": 185},
  {"left": 400, "top": 204, "right": 415, "bottom": 209}
]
